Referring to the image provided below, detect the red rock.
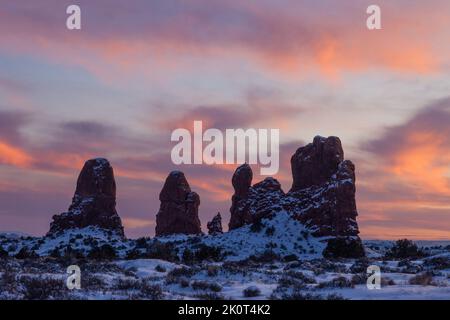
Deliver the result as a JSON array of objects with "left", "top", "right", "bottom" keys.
[
  {"left": 47, "top": 158, "right": 124, "bottom": 237},
  {"left": 227, "top": 137, "right": 364, "bottom": 258},
  {"left": 290, "top": 136, "right": 344, "bottom": 191},
  {"left": 207, "top": 213, "right": 223, "bottom": 235},
  {"left": 155, "top": 171, "right": 202, "bottom": 236}
]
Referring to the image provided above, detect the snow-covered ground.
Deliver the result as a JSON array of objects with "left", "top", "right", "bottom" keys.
[{"left": 0, "top": 230, "right": 448, "bottom": 300}]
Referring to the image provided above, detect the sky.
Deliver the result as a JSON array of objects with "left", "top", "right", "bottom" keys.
[{"left": 0, "top": 0, "right": 449, "bottom": 239}]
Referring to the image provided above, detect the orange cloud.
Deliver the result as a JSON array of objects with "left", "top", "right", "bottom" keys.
[{"left": 0, "top": 141, "right": 32, "bottom": 168}]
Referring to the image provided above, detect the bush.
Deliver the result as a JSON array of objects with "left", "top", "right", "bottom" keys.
[
  {"left": 21, "top": 276, "right": 63, "bottom": 300},
  {"left": 351, "top": 274, "right": 366, "bottom": 285},
  {"left": 167, "top": 267, "right": 195, "bottom": 278},
  {"left": 88, "top": 244, "right": 117, "bottom": 260},
  {"left": 194, "top": 292, "right": 225, "bottom": 300},
  {"left": 243, "top": 286, "right": 261, "bottom": 297},
  {"left": 385, "top": 239, "right": 425, "bottom": 260},
  {"left": 409, "top": 272, "right": 434, "bottom": 286},
  {"left": 283, "top": 254, "right": 298, "bottom": 262},
  {"left": 265, "top": 226, "right": 275, "bottom": 236},
  {"left": 318, "top": 276, "right": 354, "bottom": 289},
  {"left": 146, "top": 241, "right": 179, "bottom": 262},
  {"left": 115, "top": 278, "right": 140, "bottom": 290},
  {"left": 250, "top": 220, "right": 264, "bottom": 233},
  {"left": 323, "top": 237, "right": 365, "bottom": 259},
  {"left": 15, "top": 247, "right": 38, "bottom": 260},
  {"left": 207, "top": 266, "right": 219, "bottom": 277},
  {"left": 249, "top": 250, "right": 279, "bottom": 263},
  {"left": 155, "top": 265, "right": 166, "bottom": 273},
  {"left": 191, "top": 280, "right": 222, "bottom": 292},
  {"left": 285, "top": 271, "right": 316, "bottom": 284},
  {"left": 140, "top": 281, "right": 164, "bottom": 300},
  {"left": 0, "top": 246, "right": 8, "bottom": 258},
  {"left": 183, "top": 245, "right": 222, "bottom": 264},
  {"left": 423, "top": 256, "right": 450, "bottom": 270},
  {"left": 135, "top": 237, "right": 150, "bottom": 249}
]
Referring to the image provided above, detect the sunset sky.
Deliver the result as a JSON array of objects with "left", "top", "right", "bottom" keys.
[{"left": 0, "top": 0, "right": 449, "bottom": 239}]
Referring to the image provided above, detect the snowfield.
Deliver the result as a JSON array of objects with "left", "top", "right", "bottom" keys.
[{"left": 0, "top": 227, "right": 448, "bottom": 300}]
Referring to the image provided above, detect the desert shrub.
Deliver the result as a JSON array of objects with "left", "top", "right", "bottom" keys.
[
  {"left": 140, "top": 281, "right": 164, "bottom": 300},
  {"left": 15, "top": 247, "right": 38, "bottom": 260},
  {"left": 283, "top": 254, "right": 298, "bottom": 262},
  {"left": 155, "top": 265, "right": 166, "bottom": 273},
  {"left": 194, "top": 292, "right": 225, "bottom": 300},
  {"left": 351, "top": 273, "right": 367, "bottom": 285},
  {"left": 385, "top": 239, "right": 425, "bottom": 260},
  {"left": 48, "top": 248, "right": 61, "bottom": 259},
  {"left": 180, "top": 277, "right": 190, "bottom": 288},
  {"left": 135, "top": 237, "right": 150, "bottom": 249},
  {"left": 243, "top": 286, "right": 261, "bottom": 297},
  {"left": 191, "top": 280, "right": 222, "bottom": 292},
  {"left": 0, "top": 246, "right": 8, "bottom": 258},
  {"left": 88, "top": 244, "right": 117, "bottom": 260},
  {"left": 381, "top": 277, "right": 396, "bottom": 286},
  {"left": 182, "top": 248, "right": 194, "bottom": 263},
  {"left": 80, "top": 273, "right": 105, "bottom": 290},
  {"left": 318, "top": 276, "right": 353, "bottom": 289},
  {"left": 207, "top": 265, "right": 219, "bottom": 277},
  {"left": 168, "top": 267, "right": 195, "bottom": 278},
  {"left": 125, "top": 249, "right": 143, "bottom": 260},
  {"left": 146, "top": 241, "right": 179, "bottom": 262},
  {"left": 398, "top": 259, "right": 424, "bottom": 274},
  {"left": 349, "top": 259, "right": 369, "bottom": 273},
  {"left": 249, "top": 250, "right": 279, "bottom": 263},
  {"left": 409, "top": 272, "right": 434, "bottom": 286},
  {"left": 265, "top": 226, "right": 275, "bottom": 236},
  {"left": 20, "top": 276, "right": 64, "bottom": 300},
  {"left": 423, "top": 256, "right": 450, "bottom": 270},
  {"left": 285, "top": 271, "right": 316, "bottom": 284},
  {"left": 0, "top": 269, "right": 17, "bottom": 291},
  {"left": 115, "top": 278, "right": 140, "bottom": 290},
  {"left": 277, "top": 276, "right": 307, "bottom": 290},
  {"left": 194, "top": 245, "right": 222, "bottom": 262},
  {"left": 250, "top": 220, "right": 264, "bottom": 233},
  {"left": 323, "top": 238, "right": 365, "bottom": 259},
  {"left": 183, "top": 245, "right": 222, "bottom": 264},
  {"left": 61, "top": 245, "right": 85, "bottom": 261}
]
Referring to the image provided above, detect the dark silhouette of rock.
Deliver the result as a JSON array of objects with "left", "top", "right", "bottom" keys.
[
  {"left": 47, "top": 158, "right": 124, "bottom": 237},
  {"left": 287, "top": 158, "right": 360, "bottom": 238},
  {"left": 227, "top": 137, "right": 364, "bottom": 258},
  {"left": 290, "top": 136, "right": 344, "bottom": 191},
  {"left": 155, "top": 171, "right": 201, "bottom": 236},
  {"left": 229, "top": 164, "right": 253, "bottom": 230},
  {"left": 207, "top": 213, "right": 223, "bottom": 235}
]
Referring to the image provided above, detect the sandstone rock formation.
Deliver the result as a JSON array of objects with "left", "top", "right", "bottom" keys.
[
  {"left": 47, "top": 158, "right": 124, "bottom": 237},
  {"left": 229, "top": 164, "right": 253, "bottom": 230},
  {"left": 207, "top": 213, "right": 223, "bottom": 235},
  {"left": 290, "top": 136, "right": 344, "bottom": 191},
  {"left": 228, "top": 136, "right": 365, "bottom": 258},
  {"left": 155, "top": 171, "right": 202, "bottom": 236}
]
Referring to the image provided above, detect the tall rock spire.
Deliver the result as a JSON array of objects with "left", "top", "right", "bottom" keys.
[
  {"left": 155, "top": 171, "right": 202, "bottom": 236},
  {"left": 47, "top": 158, "right": 124, "bottom": 237}
]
